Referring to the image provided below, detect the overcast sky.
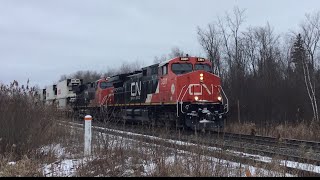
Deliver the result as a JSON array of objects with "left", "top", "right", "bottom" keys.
[{"left": 1, "top": 0, "right": 319, "bottom": 88}]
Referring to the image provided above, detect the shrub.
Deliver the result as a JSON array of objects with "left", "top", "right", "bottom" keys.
[{"left": 0, "top": 81, "right": 58, "bottom": 159}]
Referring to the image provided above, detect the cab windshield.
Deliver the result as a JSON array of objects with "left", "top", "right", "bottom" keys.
[
  {"left": 171, "top": 63, "right": 193, "bottom": 75},
  {"left": 100, "top": 81, "right": 112, "bottom": 89},
  {"left": 195, "top": 63, "right": 212, "bottom": 72}
]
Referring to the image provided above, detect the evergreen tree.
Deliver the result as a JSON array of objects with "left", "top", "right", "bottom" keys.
[
  {"left": 291, "top": 33, "right": 308, "bottom": 74},
  {"left": 289, "top": 34, "right": 309, "bottom": 122}
]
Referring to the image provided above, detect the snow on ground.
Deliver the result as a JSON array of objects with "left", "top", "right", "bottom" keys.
[
  {"left": 39, "top": 144, "right": 81, "bottom": 177},
  {"left": 42, "top": 159, "right": 82, "bottom": 177},
  {"left": 93, "top": 124, "right": 320, "bottom": 175},
  {"left": 40, "top": 122, "right": 320, "bottom": 176},
  {"left": 39, "top": 143, "right": 94, "bottom": 177},
  {"left": 230, "top": 150, "right": 320, "bottom": 173},
  {"left": 39, "top": 144, "right": 66, "bottom": 158}
]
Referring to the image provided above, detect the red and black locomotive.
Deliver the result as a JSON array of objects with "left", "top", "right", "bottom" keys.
[{"left": 72, "top": 56, "right": 228, "bottom": 130}]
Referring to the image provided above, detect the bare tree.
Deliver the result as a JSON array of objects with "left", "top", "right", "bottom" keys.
[
  {"left": 254, "top": 23, "right": 281, "bottom": 75},
  {"left": 153, "top": 54, "right": 167, "bottom": 64},
  {"left": 216, "top": 7, "right": 247, "bottom": 123},
  {"left": 242, "top": 27, "right": 259, "bottom": 76},
  {"left": 226, "top": 7, "right": 246, "bottom": 66},
  {"left": 153, "top": 47, "right": 185, "bottom": 64},
  {"left": 197, "top": 23, "right": 222, "bottom": 76},
  {"left": 59, "top": 74, "right": 68, "bottom": 81},
  {"left": 118, "top": 59, "right": 144, "bottom": 74},
  {"left": 71, "top": 70, "right": 102, "bottom": 83},
  {"left": 103, "top": 67, "right": 118, "bottom": 78},
  {"left": 59, "top": 71, "right": 102, "bottom": 83},
  {"left": 168, "top": 46, "right": 185, "bottom": 58}
]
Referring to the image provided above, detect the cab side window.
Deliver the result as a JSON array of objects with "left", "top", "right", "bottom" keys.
[{"left": 162, "top": 64, "right": 168, "bottom": 75}]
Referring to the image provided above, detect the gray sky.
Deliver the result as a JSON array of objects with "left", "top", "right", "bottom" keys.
[{"left": 1, "top": 0, "right": 319, "bottom": 88}]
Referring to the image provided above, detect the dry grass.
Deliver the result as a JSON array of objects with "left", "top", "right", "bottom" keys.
[
  {"left": 271, "top": 121, "right": 320, "bottom": 141},
  {"left": 0, "top": 81, "right": 74, "bottom": 176},
  {"left": 0, "top": 154, "right": 42, "bottom": 177},
  {"left": 225, "top": 120, "right": 320, "bottom": 141},
  {"left": 224, "top": 122, "right": 257, "bottom": 135},
  {"left": 0, "top": 82, "right": 59, "bottom": 158},
  {"left": 74, "top": 127, "right": 293, "bottom": 177}
]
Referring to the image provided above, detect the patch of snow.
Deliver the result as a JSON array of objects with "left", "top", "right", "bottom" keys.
[
  {"left": 143, "top": 162, "right": 156, "bottom": 176},
  {"left": 7, "top": 162, "right": 16, "bottom": 165},
  {"left": 42, "top": 159, "right": 82, "bottom": 177},
  {"left": 39, "top": 144, "right": 66, "bottom": 158}
]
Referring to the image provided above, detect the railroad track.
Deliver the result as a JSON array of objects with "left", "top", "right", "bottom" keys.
[
  {"left": 222, "top": 132, "right": 320, "bottom": 152},
  {"left": 209, "top": 132, "right": 320, "bottom": 166},
  {"left": 58, "top": 119, "right": 320, "bottom": 176}
]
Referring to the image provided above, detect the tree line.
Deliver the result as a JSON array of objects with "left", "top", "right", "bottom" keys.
[
  {"left": 197, "top": 7, "right": 320, "bottom": 128},
  {"left": 59, "top": 47, "right": 185, "bottom": 83}
]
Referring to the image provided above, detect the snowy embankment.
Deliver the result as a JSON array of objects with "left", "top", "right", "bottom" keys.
[{"left": 34, "top": 121, "right": 320, "bottom": 177}]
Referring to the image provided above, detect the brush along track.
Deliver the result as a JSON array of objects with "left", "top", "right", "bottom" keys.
[
  {"left": 214, "top": 132, "right": 320, "bottom": 164},
  {"left": 59, "top": 120, "right": 320, "bottom": 176},
  {"left": 221, "top": 132, "right": 320, "bottom": 152}
]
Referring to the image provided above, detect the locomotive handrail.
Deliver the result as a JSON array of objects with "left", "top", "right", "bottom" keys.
[
  {"left": 101, "top": 95, "right": 108, "bottom": 107},
  {"left": 176, "top": 84, "right": 229, "bottom": 117},
  {"left": 176, "top": 85, "right": 187, "bottom": 117},
  {"left": 177, "top": 85, "right": 187, "bottom": 102},
  {"left": 100, "top": 93, "right": 114, "bottom": 108},
  {"left": 180, "top": 85, "right": 192, "bottom": 114},
  {"left": 218, "top": 85, "right": 229, "bottom": 113},
  {"left": 176, "top": 84, "right": 193, "bottom": 116}
]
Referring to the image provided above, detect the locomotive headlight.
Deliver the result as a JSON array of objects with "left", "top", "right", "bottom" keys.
[
  {"left": 217, "top": 96, "right": 222, "bottom": 101},
  {"left": 194, "top": 96, "right": 199, "bottom": 101},
  {"left": 197, "top": 58, "right": 205, "bottom": 62},
  {"left": 200, "top": 73, "right": 204, "bottom": 82}
]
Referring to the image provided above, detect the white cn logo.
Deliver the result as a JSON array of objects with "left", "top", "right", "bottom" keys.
[
  {"left": 188, "top": 84, "right": 212, "bottom": 95},
  {"left": 131, "top": 81, "right": 141, "bottom": 97}
]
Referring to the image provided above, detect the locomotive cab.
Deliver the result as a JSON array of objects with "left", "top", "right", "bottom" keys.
[
  {"left": 158, "top": 56, "right": 224, "bottom": 104},
  {"left": 158, "top": 56, "right": 228, "bottom": 130},
  {"left": 93, "top": 78, "right": 114, "bottom": 106}
]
